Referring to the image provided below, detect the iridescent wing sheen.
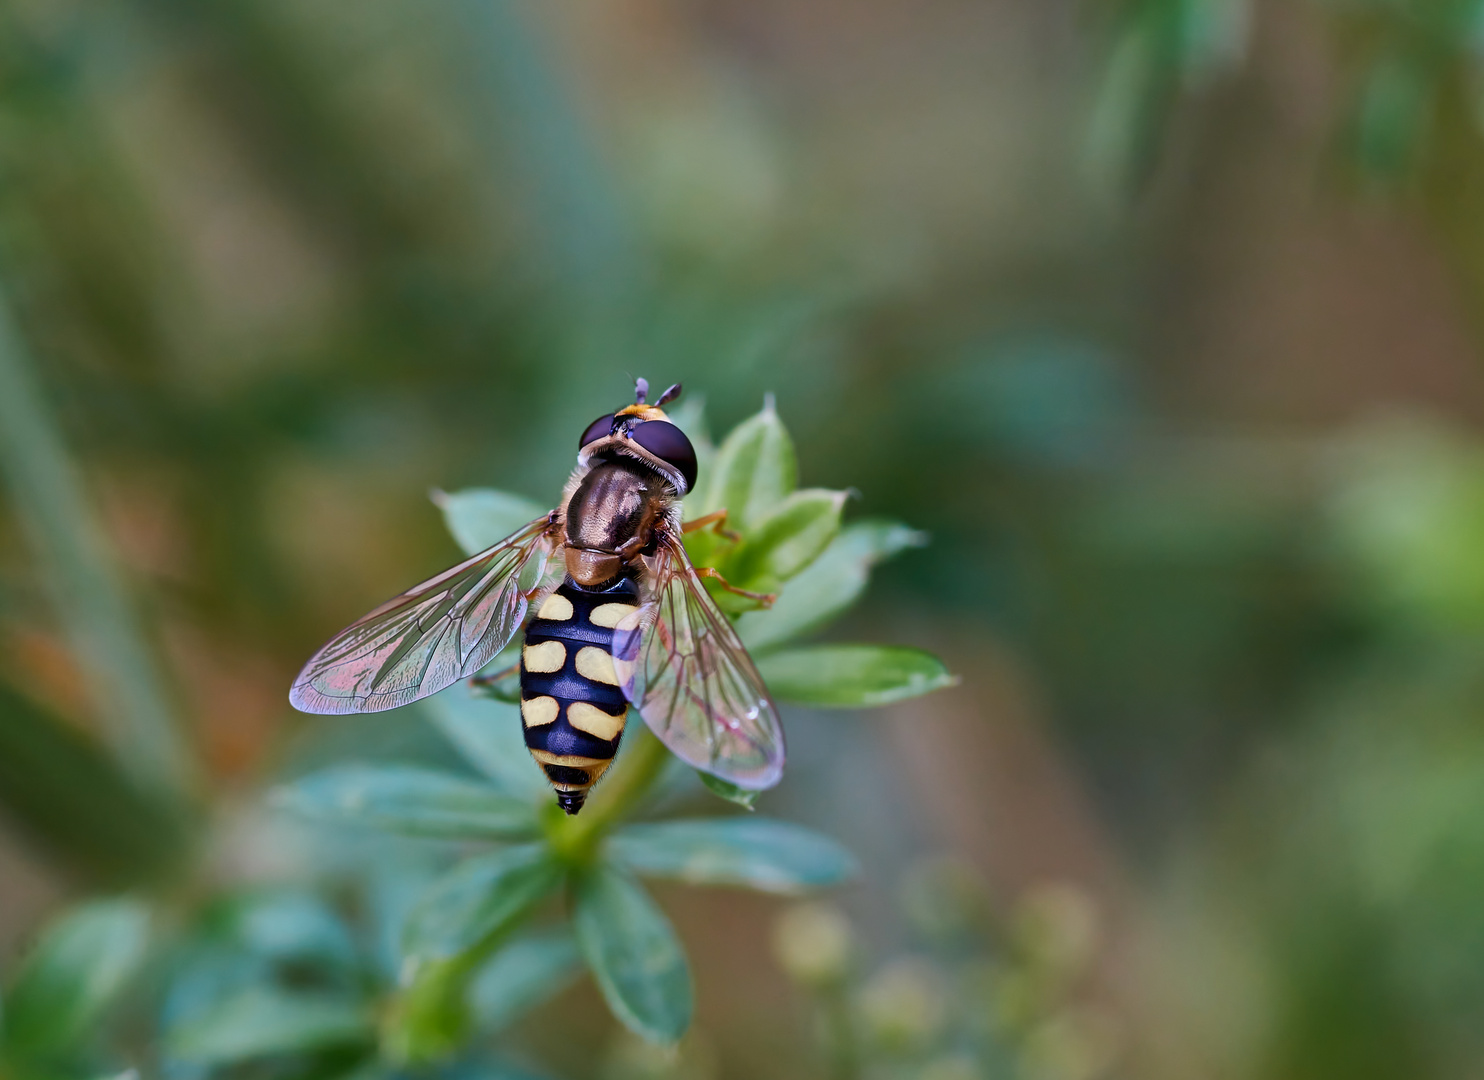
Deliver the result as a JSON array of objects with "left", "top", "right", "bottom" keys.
[
  {"left": 290, "top": 515, "right": 561, "bottom": 714},
  {"left": 612, "top": 530, "right": 785, "bottom": 789}
]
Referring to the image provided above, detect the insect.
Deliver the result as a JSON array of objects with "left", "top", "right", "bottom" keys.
[{"left": 289, "top": 378, "right": 785, "bottom": 814}]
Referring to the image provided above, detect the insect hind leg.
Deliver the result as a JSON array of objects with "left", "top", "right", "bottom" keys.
[{"left": 694, "top": 565, "right": 775, "bottom": 608}]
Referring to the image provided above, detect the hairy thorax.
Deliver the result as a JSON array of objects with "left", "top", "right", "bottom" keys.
[{"left": 562, "top": 459, "right": 668, "bottom": 586}]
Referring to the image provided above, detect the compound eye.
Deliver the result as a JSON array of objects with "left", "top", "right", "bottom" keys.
[
  {"left": 579, "top": 413, "right": 615, "bottom": 450},
  {"left": 629, "top": 420, "right": 698, "bottom": 492}
]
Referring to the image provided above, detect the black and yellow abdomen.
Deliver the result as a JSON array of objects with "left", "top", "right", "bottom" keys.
[{"left": 519, "top": 574, "right": 640, "bottom": 814}]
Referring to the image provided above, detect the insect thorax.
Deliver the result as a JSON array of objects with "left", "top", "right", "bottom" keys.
[{"left": 564, "top": 458, "right": 669, "bottom": 554}]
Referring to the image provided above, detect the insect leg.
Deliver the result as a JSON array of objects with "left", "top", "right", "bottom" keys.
[
  {"left": 693, "top": 565, "right": 775, "bottom": 608},
  {"left": 470, "top": 659, "right": 520, "bottom": 688},
  {"left": 682, "top": 508, "right": 741, "bottom": 544}
]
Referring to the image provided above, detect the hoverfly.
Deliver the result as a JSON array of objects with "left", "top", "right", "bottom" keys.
[{"left": 289, "top": 379, "right": 785, "bottom": 814}]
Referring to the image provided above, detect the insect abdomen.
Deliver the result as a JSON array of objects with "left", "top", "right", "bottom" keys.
[{"left": 518, "top": 574, "right": 641, "bottom": 814}]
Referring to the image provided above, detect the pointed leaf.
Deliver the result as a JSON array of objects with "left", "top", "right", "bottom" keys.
[
  {"left": 469, "top": 931, "right": 583, "bottom": 1033},
  {"left": 738, "top": 520, "right": 926, "bottom": 652},
  {"left": 424, "top": 689, "right": 548, "bottom": 800},
  {"left": 730, "top": 489, "right": 848, "bottom": 585},
  {"left": 4, "top": 899, "right": 150, "bottom": 1057},
  {"left": 271, "top": 765, "right": 538, "bottom": 840},
  {"left": 404, "top": 844, "right": 563, "bottom": 963},
  {"left": 574, "top": 866, "right": 692, "bottom": 1044},
  {"left": 698, "top": 771, "right": 759, "bottom": 810},
  {"left": 757, "top": 645, "right": 957, "bottom": 707},
  {"left": 434, "top": 489, "right": 548, "bottom": 557},
  {"left": 699, "top": 398, "right": 796, "bottom": 530},
  {"left": 0, "top": 682, "right": 186, "bottom": 884},
  {"left": 215, "top": 889, "right": 358, "bottom": 970},
  {"left": 164, "top": 987, "right": 371, "bottom": 1065},
  {"left": 609, "top": 819, "right": 857, "bottom": 893}
]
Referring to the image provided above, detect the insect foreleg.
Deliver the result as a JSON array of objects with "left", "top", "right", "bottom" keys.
[{"left": 682, "top": 508, "right": 741, "bottom": 544}]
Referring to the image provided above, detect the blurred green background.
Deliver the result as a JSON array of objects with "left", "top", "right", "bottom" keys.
[{"left": 5, "top": 0, "right": 1484, "bottom": 1076}]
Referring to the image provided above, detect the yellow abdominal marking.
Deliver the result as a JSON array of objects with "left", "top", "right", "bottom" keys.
[
  {"left": 520, "top": 696, "right": 559, "bottom": 728},
  {"left": 575, "top": 646, "right": 620, "bottom": 685},
  {"left": 567, "top": 701, "right": 626, "bottom": 740},
  {"left": 528, "top": 748, "right": 608, "bottom": 768},
  {"left": 537, "top": 593, "right": 574, "bottom": 621},
  {"left": 523, "top": 640, "right": 566, "bottom": 673},
  {"left": 589, "top": 602, "right": 639, "bottom": 629}
]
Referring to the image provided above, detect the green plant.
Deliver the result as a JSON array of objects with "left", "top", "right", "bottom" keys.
[
  {"left": 773, "top": 867, "right": 1118, "bottom": 1080},
  {"left": 271, "top": 398, "right": 953, "bottom": 1061},
  {"left": 0, "top": 399, "right": 951, "bottom": 1080}
]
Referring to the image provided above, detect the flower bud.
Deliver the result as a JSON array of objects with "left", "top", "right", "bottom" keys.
[
  {"left": 1021, "top": 1007, "right": 1120, "bottom": 1080},
  {"left": 602, "top": 1029, "right": 718, "bottom": 1080},
  {"left": 900, "top": 856, "right": 990, "bottom": 942},
  {"left": 857, "top": 957, "right": 948, "bottom": 1052},
  {"left": 772, "top": 902, "right": 853, "bottom": 987},
  {"left": 1011, "top": 882, "right": 1098, "bottom": 981}
]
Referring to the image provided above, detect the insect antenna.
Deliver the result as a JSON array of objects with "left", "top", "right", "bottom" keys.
[
  {"left": 634, "top": 377, "right": 649, "bottom": 404},
  {"left": 656, "top": 382, "right": 682, "bottom": 407}
]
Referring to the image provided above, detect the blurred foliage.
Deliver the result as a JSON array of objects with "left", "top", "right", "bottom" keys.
[
  {"left": 0, "top": 404, "right": 945, "bottom": 1078},
  {"left": 771, "top": 869, "right": 1116, "bottom": 1080},
  {"left": 4, "top": 0, "right": 1484, "bottom": 1077}
]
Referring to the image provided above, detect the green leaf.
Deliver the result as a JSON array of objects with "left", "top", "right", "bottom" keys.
[
  {"left": 698, "top": 771, "right": 759, "bottom": 810},
  {"left": 4, "top": 899, "right": 150, "bottom": 1058},
  {"left": 1352, "top": 53, "right": 1432, "bottom": 181},
  {"left": 738, "top": 520, "right": 926, "bottom": 652},
  {"left": 0, "top": 291, "right": 192, "bottom": 797},
  {"left": 665, "top": 396, "right": 714, "bottom": 479},
  {"left": 403, "top": 844, "right": 563, "bottom": 963},
  {"left": 434, "top": 488, "right": 548, "bottom": 557},
  {"left": 271, "top": 765, "right": 538, "bottom": 840},
  {"left": 424, "top": 689, "right": 548, "bottom": 800},
  {"left": 215, "top": 889, "right": 358, "bottom": 970},
  {"left": 757, "top": 645, "right": 957, "bottom": 707},
  {"left": 573, "top": 866, "right": 693, "bottom": 1044},
  {"left": 609, "top": 818, "right": 858, "bottom": 894},
  {"left": 469, "top": 931, "right": 583, "bottom": 1033},
  {"left": 699, "top": 397, "right": 796, "bottom": 530},
  {"left": 164, "top": 987, "right": 371, "bottom": 1065},
  {"left": 0, "top": 681, "right": 186, "bottom": 885},
  {"left": 730, "top": 489, "right": 848, "bottom": 585}
]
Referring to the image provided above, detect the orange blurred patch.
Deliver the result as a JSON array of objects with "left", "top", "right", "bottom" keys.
[
  {"left": 161, "top": 620, "right": 285, "bottom": 779},
  {"left": 0, "top": 626, "right": 96, "bottom": 731}
]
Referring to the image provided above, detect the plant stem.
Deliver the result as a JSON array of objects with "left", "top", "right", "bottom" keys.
[
  {"left": 0, "top": 282, "right": 194, "bottom": 801},
  {"left": 387, "top": 725, "right": 671, "bottom": 1063},
  {"left": 822, "top": 983, "right": 861, "bottom": 1080},
  {"left": 548, "top": 726, "right": 670, "bottom": 862}
]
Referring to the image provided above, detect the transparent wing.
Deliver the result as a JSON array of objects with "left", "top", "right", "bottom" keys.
[
  {"left": 290, "top": 515, "right": 561, "bottom": 714},
  {"left": 612, "top": 530, "right": 785, "bottom": 789}
]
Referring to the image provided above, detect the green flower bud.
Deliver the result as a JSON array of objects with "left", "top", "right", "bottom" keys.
[
  {"left": 602, "top": 1029, "right": 719, "bottom": 1080},
  {"left": 1020, "top": 1007, "right": 1120, "bottom": 1080},
  {"left": 857, "top": 957, "right": 948, "bottom": 1052},
  {"left": 772, "top": 902, "right": 853, "bottom": 987},
  {"left": 900, "top": 856, "right": 990, "bottom": 942},
  {"left": 1011, "top": 882, "right": 1099, "bottom": 982}
]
